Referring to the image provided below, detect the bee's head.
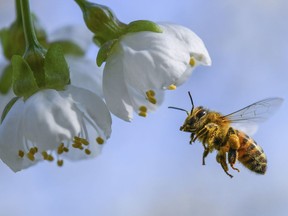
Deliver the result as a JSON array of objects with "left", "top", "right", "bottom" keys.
[
  {"left": 180, "top": 106, "right": 208, "bottom": 132},
  {"left": 168, "top": 92, "right": 208, "bottom": 132}
]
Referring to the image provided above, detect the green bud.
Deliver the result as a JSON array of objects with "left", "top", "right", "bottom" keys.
[
  {"left": 44, "top": 44, "right": 70, "bottom": 90},
  {"left": 0, "top": 14, "right": 47, "bottom": 60},
  {"left": 75, "top": 0, "right": 127, "bottom": 46}
]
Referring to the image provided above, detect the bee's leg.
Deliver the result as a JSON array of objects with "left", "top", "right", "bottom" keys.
[
  {"left": 216, "top": 152, "right": 233, "bottom": 178},
  {"left": 202, "top": 147, "right": 209, "bottom": 165},
  {"left": 189, "top": 133, "right": 195, "bottom": 144},
  {"left": 227, "top": 134, "right": 241, "bottom": 172},
  {"left": 228, "top": 149, "right": 240, "bottom": 172},
  {"left": 194, "top": 123, "right": 218, "bottom": 142}
]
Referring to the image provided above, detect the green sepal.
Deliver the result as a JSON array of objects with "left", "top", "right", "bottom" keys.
[
  {"left": 49, "top": 41, "right": 85, "bottom": 56},
  {"left": 96, "top": 39, "right": 118, "bottom": 66},
  {"left": 126, "top": 20, "right": 163, "bottom": 34},
  {"left": 44, "top": 44, "right": 70, "bottom": 90},
  {"left": 1, "top": 97, "right": 19, "bottom": 123},
  {"left": 0, "top": 64, "right": 13, "bottom": 94},
  {"left": 0, "top": 24, "right": 26, "bottom": 60},
  {"left": 11, "top": 55, "right": 39, "bottom": 99}
]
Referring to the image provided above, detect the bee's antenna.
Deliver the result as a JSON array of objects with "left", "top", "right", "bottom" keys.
[
  {"left": 168, "top": 106, "right": 189, "bottom": 116},
  {"left": 188, "top": 91, "right": 194, "bottom": 112}
]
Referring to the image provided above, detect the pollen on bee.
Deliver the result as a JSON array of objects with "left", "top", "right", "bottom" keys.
[
  {"left": 96, "top": 137, "right": 104, "bottom": 145},
  {"left": 168, "top": 84, "right": 177, "bottom": 90},
  {"left": 189, "top": 57, "right": 196, "bottom": 67}
]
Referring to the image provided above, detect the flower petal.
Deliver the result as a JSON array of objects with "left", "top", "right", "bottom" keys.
[
  {"left": 0, "top": 99, "right": 35, "bottom": 172},
  {"left": 103, "top": 50, "right": 134, "bottom": 121},
  {"left": 66, "top": 56, "right": 103, "bottom": 97},
  {"left": 22, "top": 89, "right": 81, "bottom": 150}
]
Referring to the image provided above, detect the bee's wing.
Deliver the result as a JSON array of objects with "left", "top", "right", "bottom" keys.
[{"left": 223, "top": 98, "right": 283, "bottom": 135}]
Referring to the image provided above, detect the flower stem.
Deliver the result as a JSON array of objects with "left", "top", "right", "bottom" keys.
[
  {"left": 15, "top": 0, "right": 22, "bottom": 24},
  {"left": 19, "top": 0, "right": 41, "bottom": 50}
]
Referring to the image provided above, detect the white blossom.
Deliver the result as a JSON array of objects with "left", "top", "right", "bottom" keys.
[
  {"left": 0, "top": 86, "right": 112, "bottom": 172},
  {"left": 103, "top": 23, "right": 211, "bottom": 121}
]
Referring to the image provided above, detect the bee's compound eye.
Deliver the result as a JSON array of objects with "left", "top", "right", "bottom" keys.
[{"left": 196, "top": 110, "right": 207, "bottom": 119}]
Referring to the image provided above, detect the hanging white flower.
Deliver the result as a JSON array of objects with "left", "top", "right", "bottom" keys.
[
  {"left": 103, "top": 23, "right": 211, "bottom": 121},
  {"left": 0, "top": 86, "right": 112, "bottom": 172}
]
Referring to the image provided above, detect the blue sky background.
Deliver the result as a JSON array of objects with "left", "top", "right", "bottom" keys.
[{"left": 0, "top": 0, "right": 288, "bottom": 216}]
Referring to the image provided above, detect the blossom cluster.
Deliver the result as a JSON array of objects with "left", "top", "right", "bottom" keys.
[{"left": 0, "top": 0, "right": 211, "bottom": 172}]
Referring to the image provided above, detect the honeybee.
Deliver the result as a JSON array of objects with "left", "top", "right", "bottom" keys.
[{"left": 169, "top": 92, "right": 283, "bottom": 178}]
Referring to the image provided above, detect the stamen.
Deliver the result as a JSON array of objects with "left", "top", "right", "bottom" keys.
[
  {"left": 18, "top": 150, "right": 25, "bottom": 158},
  {"left": 26, "top": 152, "right": 35, "bottom": 161},
  {"left": 138, "top": 112, "right": 147, "bottom": 117},
  {"left": 47, "top": 154, "right": 54, "bottom": 162},
  {"left": 146, "top": 90, "right": 155, "bottom": 97},
  {"left": 139, "top": 106, "right": 147, "bottom": 112},
  {"left": 138, "top": 106, "right": 148, "bottom": 117},
  {"left": 42, "top": 151, "right": 48, "bottom": 160},
  {"left": 96, "top": 137, "right": 104, "bottom": 145},
  {"left": 168, "top": 84, "right": 177, "bottom": 90},
  {"left": 57, "top": 160, "right": 64, "bottom": 167},
  {"left": 146, "top": 90, "right": 157, "bottom": 104},
  {"left": 85, "top": 149, "right": 91, "bottom": 155},
  {"left": 189, "top": 57, "right": 196, "bottom": 67},
  {"left": 148, "top": 97, "right": 157, "bottom": 104}
]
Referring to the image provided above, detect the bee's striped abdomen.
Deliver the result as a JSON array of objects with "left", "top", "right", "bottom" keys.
[{"left": 237, "top": 131, "right": 267, "bottom": 174}]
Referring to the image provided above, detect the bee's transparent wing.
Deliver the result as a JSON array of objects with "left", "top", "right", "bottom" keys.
[{"left": 223, "top": 98, "right": 283, "bottom": 135}]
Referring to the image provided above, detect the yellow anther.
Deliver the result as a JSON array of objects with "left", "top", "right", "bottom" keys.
[
  {"left": 57, "top": 148, "right": 64, "bottom": 155},
  {"left": 47, "top": 155, "right": 54, "bottom": 162},
  {"left": 26, "top": 152, "right": 35, "bottom": 161},
  {"left": 189, "top": 57, "right": 196, "bottom": 67},
  {"left": 18, "top": 150, "right": 25, "bottom": 158},
  {"left": 146, "top": 90, "right": 155, "bottom": 97},
  {"left": 96, "top": 137, "right": 104, "bottom": 145},
  {"left": 139, "top": 106, "right": 147, "bottom": 112},
  {"left": 81, "top": 138, "right": 89, "bottom": 146},
  {"left": 42, "top": 151, "right": 48, "bottom": 160},
  {"left": 74, "top": 136, "right": 82, "bottom": 141},
  {"left": 63, "top": 147, "right": 69, "bottom": 152},
  {"left": 29, "top": 147, "right": 37, "bottom": 155},
  {"left": 168, "top": 84, "right": 177, "bottom": 90},
  {"left": 138, "top": 112, "right": 147, "bottom": 117},
  {"left": 147, "top": 97, "right": 157, "bottom": 104},
  {"left": 85, "top": 149, "right": 91, "bottom": 155},
  {"left": 72, "top": 143, "right": 82, "bottom": 149},
  {"left": 57, "top": 160, "right": 64, "bottom": 167}
]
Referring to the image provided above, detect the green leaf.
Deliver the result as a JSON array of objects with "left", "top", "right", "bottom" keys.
[
  {"left": 1, "top": 97, "right": 19, "bottom": 123},
  {"left": 126, "top": 20, "right": 163, "bottom": 34},
  {"left": 96, "top": 39, "right": 118, "bottom": 66},
  {"left": 11, "top": 55, "right": 39, "bottom": 98},
  {"left": 0, "top": 64, "right": 13, "bottom": 94},
  {"left": 44, "top": 44, "right": 70, "bottom": 89}
]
